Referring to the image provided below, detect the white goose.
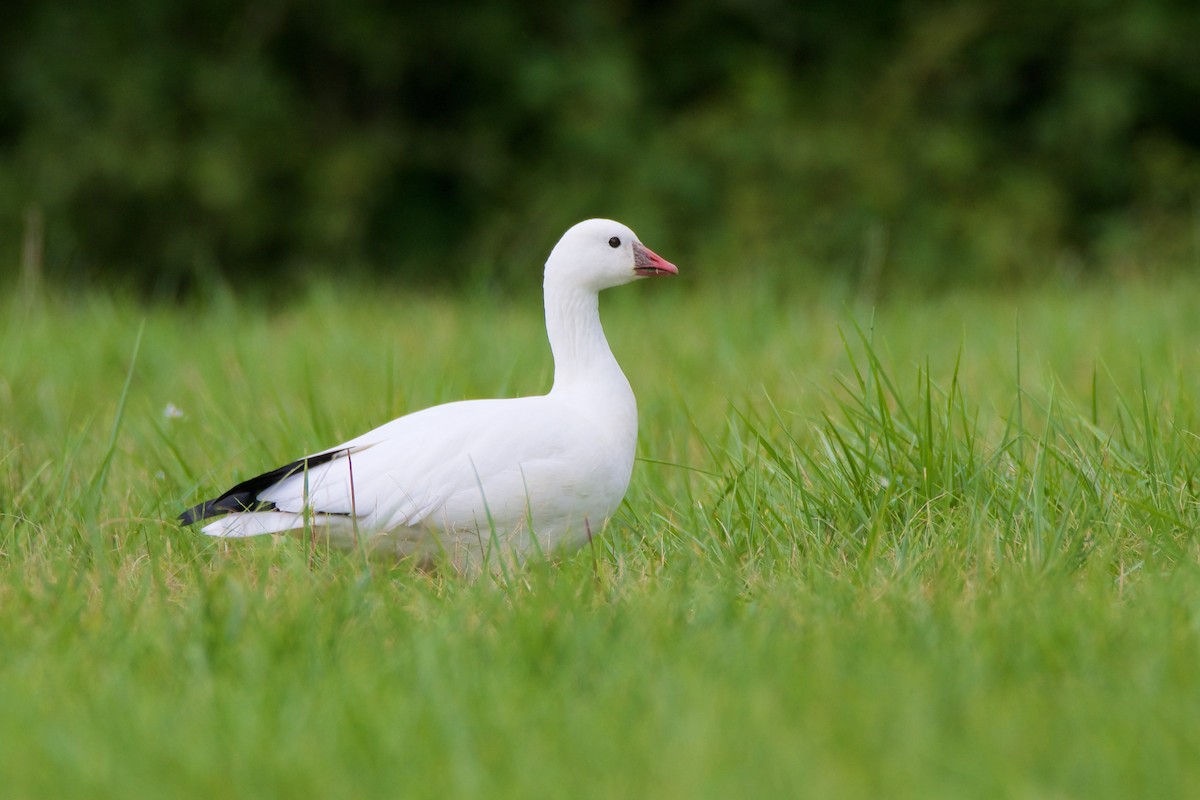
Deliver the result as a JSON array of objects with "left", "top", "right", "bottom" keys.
[{"left": 179, "top": 219, "right": 678, "bottom": 568}]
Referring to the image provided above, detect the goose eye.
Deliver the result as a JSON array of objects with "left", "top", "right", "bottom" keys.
[{"left": 608, "top": 237, "right": 621, "bottom": 248}]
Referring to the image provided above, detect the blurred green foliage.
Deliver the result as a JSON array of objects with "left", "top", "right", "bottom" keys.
[{"left": 1, "top": 0, "right": 1198, "bottom": 294}]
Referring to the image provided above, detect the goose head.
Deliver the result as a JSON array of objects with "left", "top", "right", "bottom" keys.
[{"left": 545, "top": 219, "right": 678, "bottom": 292}]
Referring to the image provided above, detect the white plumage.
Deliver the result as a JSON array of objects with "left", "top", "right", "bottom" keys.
[{"left": 179, "top": 219, "right": 678, "bottom": 569}]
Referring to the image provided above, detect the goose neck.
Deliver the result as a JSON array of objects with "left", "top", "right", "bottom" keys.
[{"left": 544, "top": 279, "right": 620, "bottom": 391}]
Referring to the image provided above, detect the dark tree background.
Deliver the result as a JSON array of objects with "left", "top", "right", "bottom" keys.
[{"left": 1, "top": 0, "right": 1198, "bottom": 295}]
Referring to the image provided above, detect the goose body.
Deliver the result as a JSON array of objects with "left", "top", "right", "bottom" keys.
[{"left": 179, "top": 219, "right": 677, "bottom": 568}]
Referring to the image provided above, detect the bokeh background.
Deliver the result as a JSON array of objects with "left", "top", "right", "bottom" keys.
[{"left": 2, "top": 0, "right": 1198, "bottom": 296}]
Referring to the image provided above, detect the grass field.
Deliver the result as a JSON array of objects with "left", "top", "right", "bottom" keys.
[{"left": 2, "top": 274, "right": 1199, "bottom": 798}]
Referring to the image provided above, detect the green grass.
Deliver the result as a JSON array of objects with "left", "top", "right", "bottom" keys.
[{"left": 2, "top": 276, "right": 1199, "bottom": 798}]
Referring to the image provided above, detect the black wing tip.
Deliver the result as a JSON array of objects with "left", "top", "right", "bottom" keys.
[
  {"left": 177, "top": 502, "right": 210, "bottom": 526},
  {"left": 176, "top": 449, "right": 347, "bottom": 527},
  {"left": 177, "top": 496, "right": 276, "bottom": 526}
]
